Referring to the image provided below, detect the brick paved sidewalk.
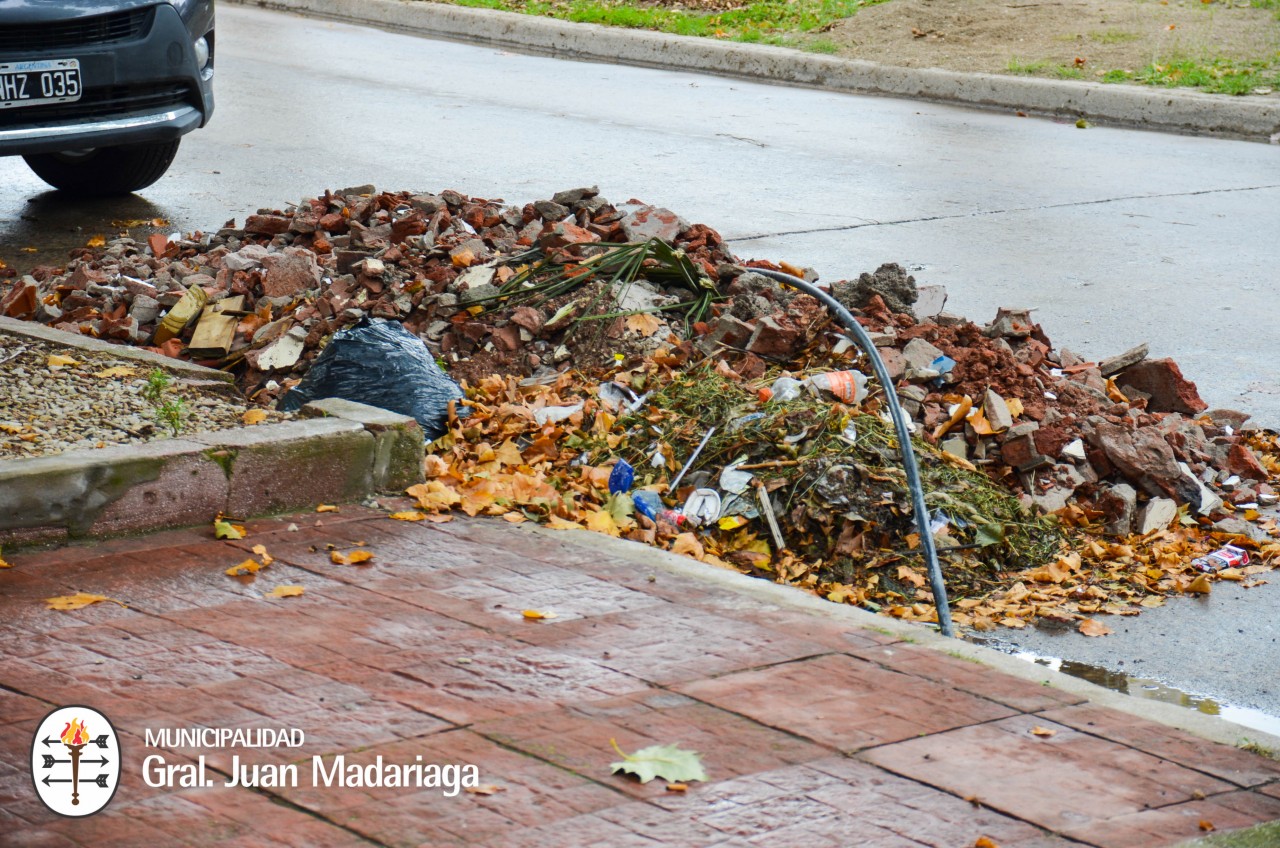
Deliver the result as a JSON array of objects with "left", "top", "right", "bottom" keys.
[{"left": 3, "top": 509, "right": 1279, "bottom": 847}]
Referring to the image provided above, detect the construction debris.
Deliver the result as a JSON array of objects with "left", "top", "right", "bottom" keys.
[{"left": 2, "top": 185, "right": 1277, "bottom": 631}]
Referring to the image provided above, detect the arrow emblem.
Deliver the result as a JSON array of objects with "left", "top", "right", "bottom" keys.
[
  {"left": 41, "top": 773, "right": 110, "bottom": 788},
  {"left": 90, "top": 734, "right": 109, "bottom": 749}
]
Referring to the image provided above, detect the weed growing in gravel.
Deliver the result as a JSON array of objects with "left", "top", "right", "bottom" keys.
[{"left": 141, "top": 369, "right": 189, "bottom": 437}]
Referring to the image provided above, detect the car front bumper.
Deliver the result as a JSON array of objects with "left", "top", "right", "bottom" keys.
[{"left": 0, "top": 2, "right": 214, "bottom": 157}]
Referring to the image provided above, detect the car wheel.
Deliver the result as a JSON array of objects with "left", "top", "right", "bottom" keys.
[{"left": 22, "top": 140, "right": 181, "bottom": 196}]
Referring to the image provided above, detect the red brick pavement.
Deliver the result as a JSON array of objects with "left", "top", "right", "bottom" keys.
[{"left": 2, "top": 509, "right": 1278, "bottom": 847}]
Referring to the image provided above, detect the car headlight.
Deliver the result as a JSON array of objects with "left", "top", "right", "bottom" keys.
[{"left": 194, "top": 36, "right": 210, "bottom": 69}]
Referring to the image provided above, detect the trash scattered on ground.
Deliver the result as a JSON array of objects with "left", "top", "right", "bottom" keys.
[{"left": 4, "top": 184, "right": 1278, "bottom": 632}]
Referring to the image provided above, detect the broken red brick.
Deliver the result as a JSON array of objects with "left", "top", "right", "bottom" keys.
[{"left": 1116, "top": 358, "right": 1207, "bottom": 415}]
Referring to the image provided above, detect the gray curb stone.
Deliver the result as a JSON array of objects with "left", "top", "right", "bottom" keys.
[{"left": 229, "top": 0, "right": 1280, "bottom": 141}]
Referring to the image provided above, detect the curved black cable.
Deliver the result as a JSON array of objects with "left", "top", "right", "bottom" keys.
[{"left": 742, "top": 268, "right": 955, "bottom": 637}]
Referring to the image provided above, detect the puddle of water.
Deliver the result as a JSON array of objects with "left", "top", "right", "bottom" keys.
[{"left": 1004, "top": 649, "right": 1280, "bottom": 738}]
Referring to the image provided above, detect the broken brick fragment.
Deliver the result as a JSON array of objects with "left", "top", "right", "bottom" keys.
[{"left": 1116, "top": 358, "right": 1207, "bottom": 415}]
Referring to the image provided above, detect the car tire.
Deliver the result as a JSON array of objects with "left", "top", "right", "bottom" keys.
[{"left": 22, "top": 140, "right": 181, "bottom": 196}]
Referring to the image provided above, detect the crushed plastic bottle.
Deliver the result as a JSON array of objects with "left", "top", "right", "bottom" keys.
[
  {"left": 805, "top": 370, "right": 868, "bottom": 404},
  {"left": 609, "top": 459, "right": 635, "bottom": 494}
]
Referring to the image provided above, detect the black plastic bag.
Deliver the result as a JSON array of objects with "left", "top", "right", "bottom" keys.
[{"left": 279, "top": 317, "right": 463, "bottom": 440}]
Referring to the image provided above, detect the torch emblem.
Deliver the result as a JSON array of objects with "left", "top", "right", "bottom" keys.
[{"left": 31, "top": 706, "right": 120, "bottom": 817}]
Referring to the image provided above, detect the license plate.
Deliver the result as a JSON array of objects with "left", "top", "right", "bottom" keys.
[{"left": 0, "top": 59, "right": 82, "bottom": 110}]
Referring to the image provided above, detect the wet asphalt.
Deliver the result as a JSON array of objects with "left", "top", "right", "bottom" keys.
[{"left": 0, "top": 3, "right": 1277, "bottom": 727}]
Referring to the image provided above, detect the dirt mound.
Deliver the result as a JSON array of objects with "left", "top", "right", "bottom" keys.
[{"left": 821, "top": 0, "right": 1280, "bottom": 86}]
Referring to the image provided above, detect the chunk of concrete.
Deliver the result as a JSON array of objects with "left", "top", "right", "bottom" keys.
[{"left": 1136, "top": 497, "right": 1178, "bottom": 534}]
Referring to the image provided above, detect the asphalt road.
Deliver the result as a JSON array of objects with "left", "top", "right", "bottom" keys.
[{"left": 1, "top": 5, "right": 1278, "bottom": 726}]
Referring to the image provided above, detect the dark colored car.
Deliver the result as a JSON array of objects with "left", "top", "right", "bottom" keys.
[{"left": 0, "top": 0, "right": 215, "bottom": 195}]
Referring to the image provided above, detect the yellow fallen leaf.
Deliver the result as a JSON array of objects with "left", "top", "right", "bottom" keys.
[
  {"left": 389, "top": 511, "right": 428, "bottom": 521},
  {"left": 46, "top": 592, "right": 127, "bottom": 611},
  {"left": 407, "top": 480, "right": 461, "bottom": 511},
  {"left": 242, "top": 409, "right": 268, "bottom": 425},
  {"left": 316, "top": 504, "right": 339, "bottom": 513},
  {"left": 214, "top": 518, "right": 245, "bottom": 540},
  {"left": 671, "top": 533, "right": 705, "bottom": 559},
  {"left": 252, "top": 544, "right": 273, "bottom": 566},
  {"left": 46, "top": 354, "right": 79, "bottom": 369},
  {"left": 264, "top": 585, "right": 305, "bottom": 599},
  {"left": 502, "top": 512, "right": 527, "bottom": 524},
  {"left": 522, "top": 609, "right": 557, "bottom": 620},
  {"left": 1029, "top": 726, "right": 1056, "bottom": 738},
  {"left": 974, "top": 838, "right": 1000, "bottom": 848},
  {"left": 330, "top": 550, "right": 374, "bottom": 565},
  {"left": 1185, "top": 574, "right": 1212, "bottom": 594},
  {"left": 95, "top": 366, "right": 137, "bottom": 379},
  {"left": 585, "top": 508, "right": 621, "bottom": 537},
  {"left": 0, "top": 553, "right": 10, "bottom": 568},
  {"left": 422, "top": 513, "right": 455, "bottom": 523},
  {"left": 494, "top": 440, "right": 524, "bottom": 467},
  {"left": 423, "top": 455, "right": 450, "bottom": 478},
  {"left": 465, "top": 784, "right": 506, "bottom": 795},
  {"left": 546, "top": 516, "right": 585, "bottom": 530},
  {"left": 666, "top": 783, "right": 689, "bottom": 792},
  {"left": 86, "top": 235, "right": 106, "bottom": 248},
  {"left": 1078, "top": 618, "right": 1112, "bottom": 637},
  {"left": 1199, "top": 820, "right": 1215, "bottom": 832},
  {"left": 896, "top": 565, "right": 926, "bottom": 589},
  {"left": 226, "top": 559, "right": 263, "bottom": 576},
  {"left": 624, "top": 312, "right": 662, "bottom": 336}
]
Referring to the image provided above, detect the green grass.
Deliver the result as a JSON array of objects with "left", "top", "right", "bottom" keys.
[
  {"left": 804, "top": 38, "right": 841, "bottom": 54},
  {"left": 441, "top": 0, "right": 890, "bottom": 42},
  {"left": 1122, "top": 57, "right": 1280, "bottom": 94},
  {"left": 1005, "top": 57, "right": 1049, "bottom": 74},
  {"left": 1013, "top": 52, "right": 1280, "bottom": 95},
  {"left": 1006, "top": 58, "right": 1086, "bottom": 79},
  {"left": 1089, "top": 29, "right": 1139, "bottom": 45}
]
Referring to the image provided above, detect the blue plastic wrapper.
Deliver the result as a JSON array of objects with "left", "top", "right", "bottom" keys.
[
  {"left": 608, "top": 459, "right": 635, "bottom": 494},
  {"left": 278, "top": 316, "right": 464, "bottom": 440},
  {"left": 633, "top": 490, "right": 662, "bottom": 521}
]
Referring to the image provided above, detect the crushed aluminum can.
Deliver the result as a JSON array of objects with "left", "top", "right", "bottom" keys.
[
  {"left": 1192, "top": 544, "right": 1250, "bottom": 573},
  {"left": 608, "top": 459, "right": 635, "bottom": 494}
]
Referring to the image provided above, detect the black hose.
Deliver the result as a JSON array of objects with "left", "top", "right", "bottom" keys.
[{"left": 744, "top": 268, "right": 955, "bottom": 637}]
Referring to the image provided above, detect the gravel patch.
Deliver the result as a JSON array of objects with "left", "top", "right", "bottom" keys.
[{"left": 0, "top": 332, "right": 290, "bottom": 459}]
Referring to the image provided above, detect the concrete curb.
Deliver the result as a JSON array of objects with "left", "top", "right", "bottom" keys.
[
  {"left": 0, "top": 323, "right": 425, "bottom": 547},
  {"left": 1, "top": 316, "right": 234, "bottom": 384},
  {"left": 527, "top": 523, "right": 1280, "bottom": 756},
  {"left": 231, "top": 0, "right": 1280, "bottom": 142}
]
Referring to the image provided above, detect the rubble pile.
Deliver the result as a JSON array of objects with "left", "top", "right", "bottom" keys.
[
  {"left": 3, "top": 185, "right": 1277, "bottom": 630},
  {"left": 0, "top": 185, "right": 736, "bottom": 402}
]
